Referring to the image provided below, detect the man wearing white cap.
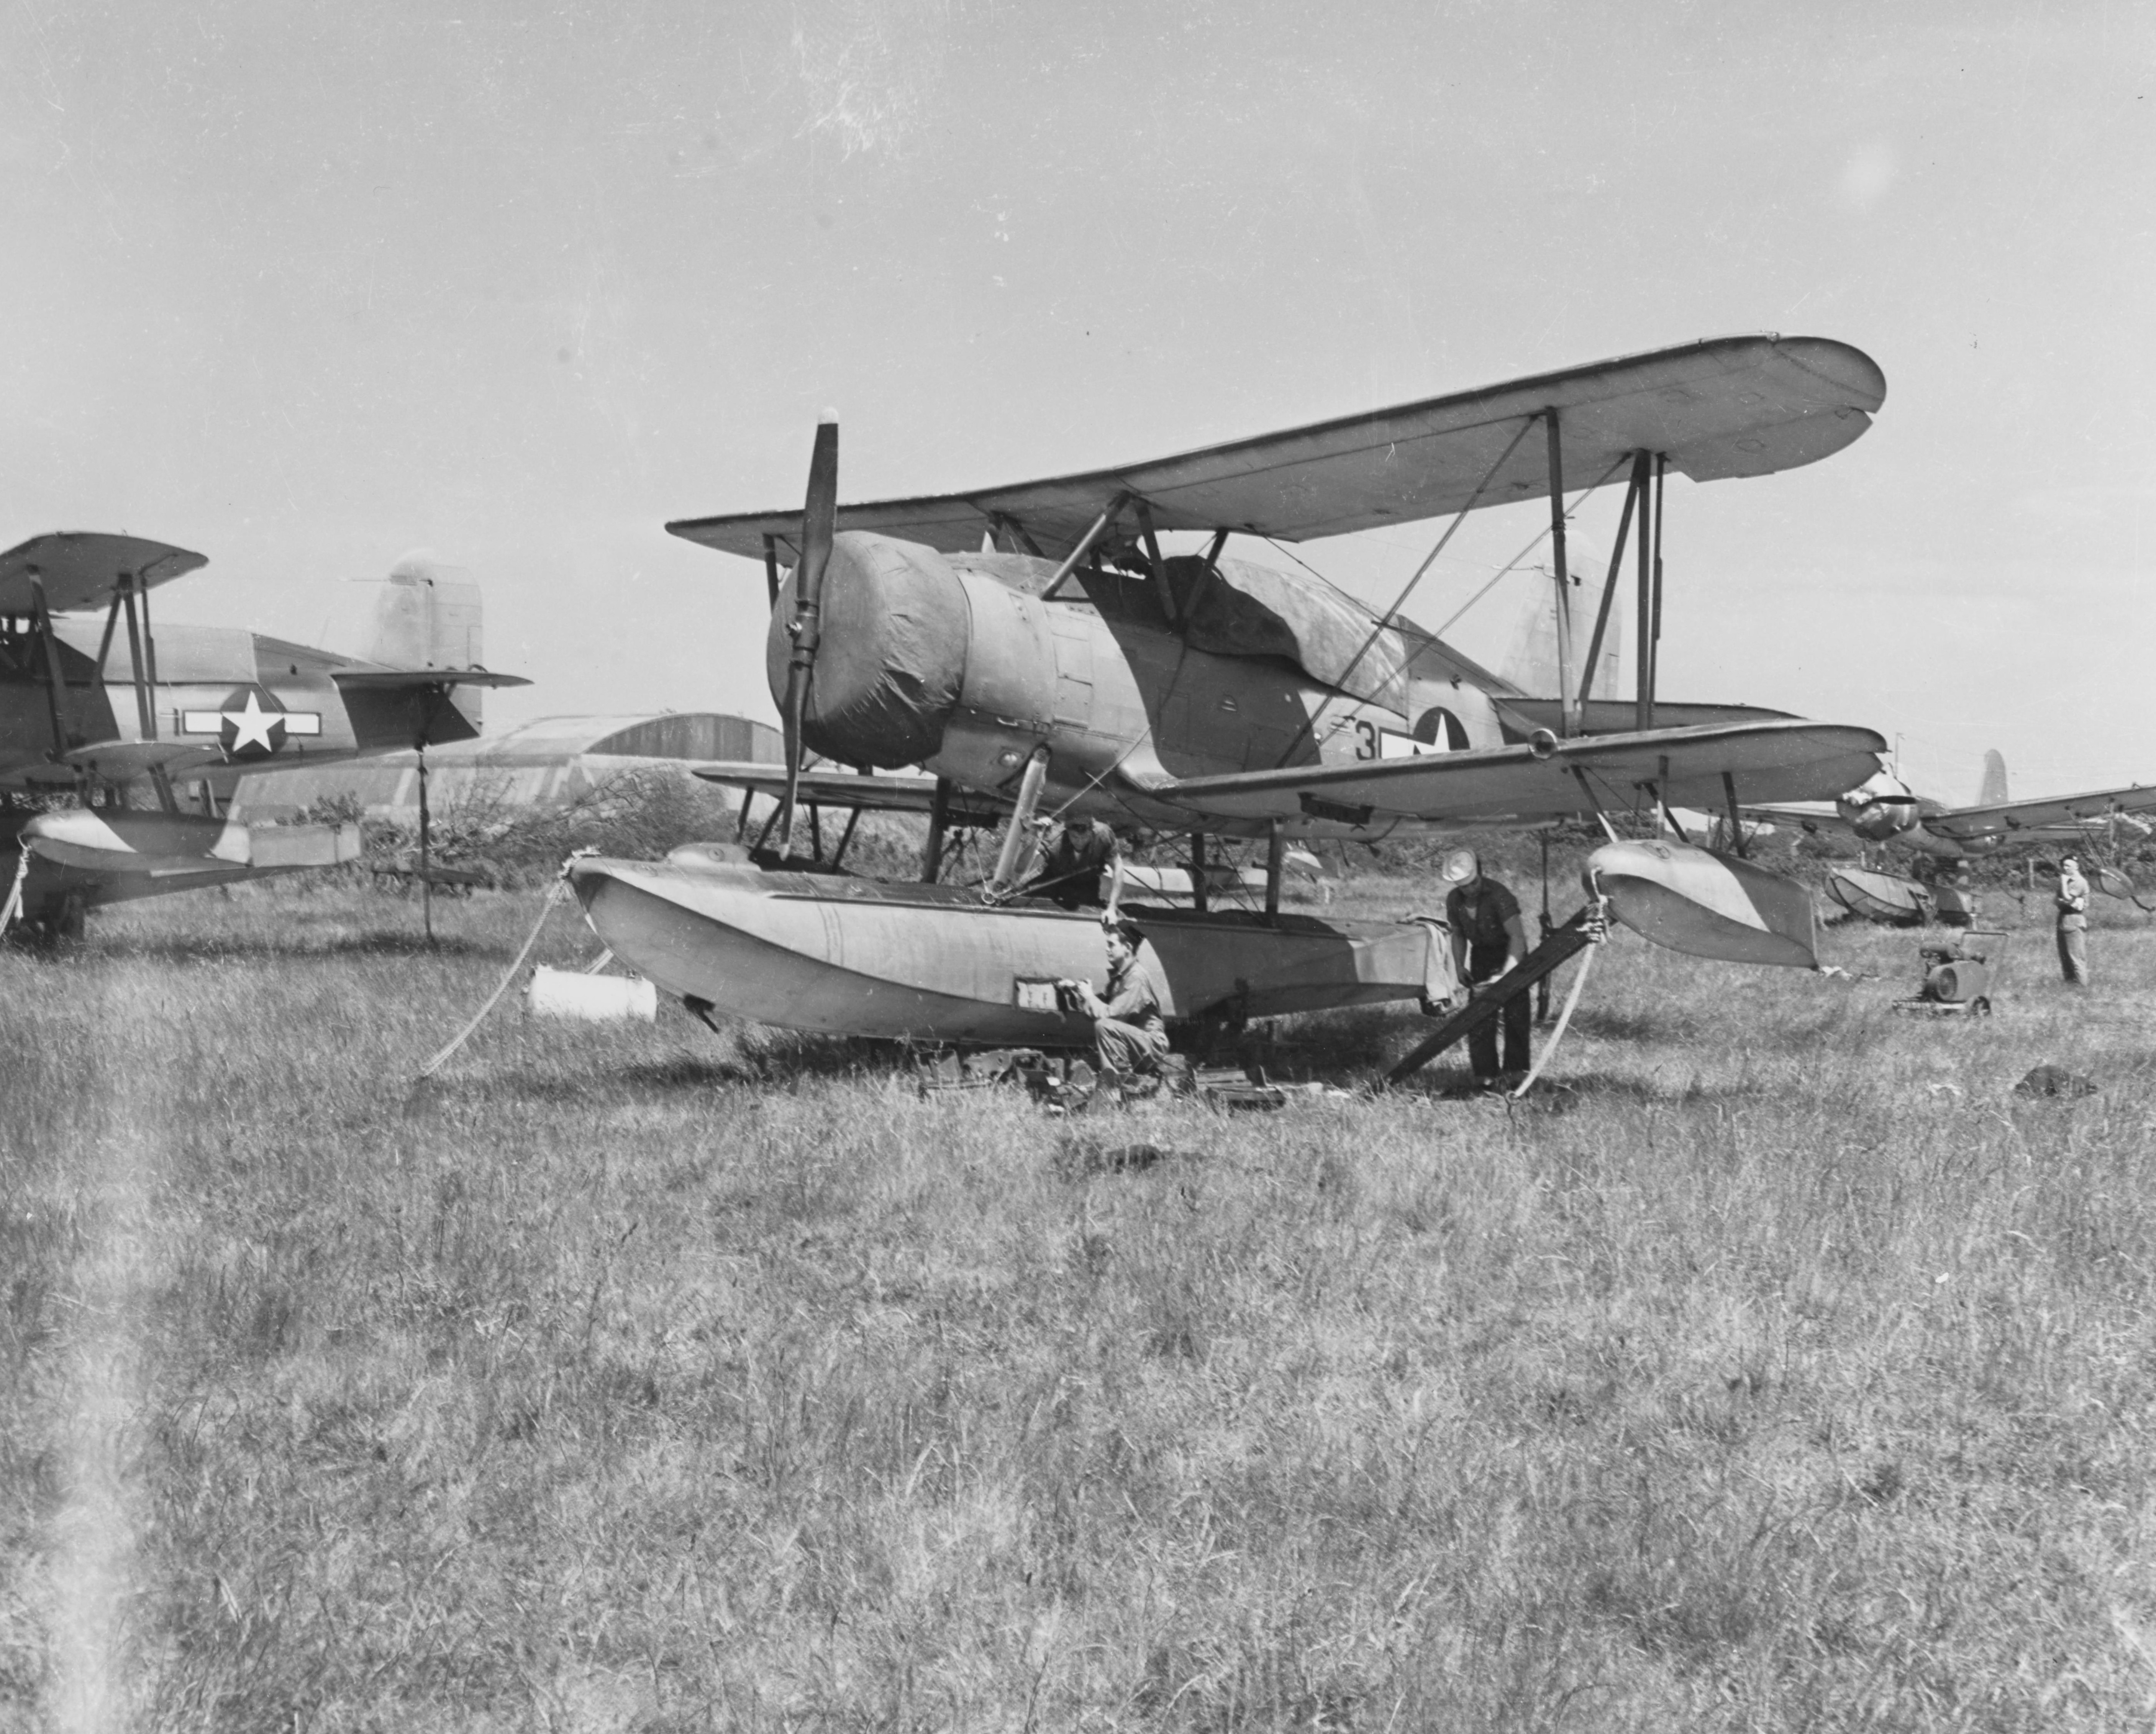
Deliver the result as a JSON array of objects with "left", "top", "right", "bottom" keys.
[
  {"left": 2056, "top": 856, "right": 2090, "bottom": 987},
  {"left": 1441, "top": 848, "right": 1532, "bottom": 1084}
]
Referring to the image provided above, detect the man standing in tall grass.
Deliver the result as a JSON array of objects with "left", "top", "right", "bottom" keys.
[
  {"left": 2056, "top": 855, "right": 2091, "bottom": 987},
  {"left": 1442, "top": 848, "right": 1533, "bottom": 1086}
]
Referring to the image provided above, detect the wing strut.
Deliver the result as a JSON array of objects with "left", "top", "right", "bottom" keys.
[
  {"left": 1722, "top": 772, "right": 1749, "bottom": 858},
  {"left": 1638, "top": 455, "right": 1665, "bottom": 729},
  {"left": 1544, "top": 410, "right": 1577, "bottom": 738},
  {"left": 26, "top": 576, "right": 71, "bottom": 765},
  {"left": 1038, "top": 494, "right": 1129, "bottom": 603},
  {"left": 119, "top": 574, "right": 180, "bottom": 814},
  {"left": 1579, "top": 452, "right": 1646, "bottom": 707}
]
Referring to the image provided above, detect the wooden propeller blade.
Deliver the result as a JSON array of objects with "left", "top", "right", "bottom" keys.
[{"left": 776, "top": 414, "right": 839, "bottom": 854}]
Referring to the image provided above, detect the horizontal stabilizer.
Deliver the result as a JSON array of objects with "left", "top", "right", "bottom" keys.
[{"left": 0, "top": 533, "right": 207, "bottom": 615}]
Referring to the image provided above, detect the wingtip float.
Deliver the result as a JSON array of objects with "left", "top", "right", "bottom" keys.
[{"left": 1586, "top": 839, "right": 1823, "bottom": 972}]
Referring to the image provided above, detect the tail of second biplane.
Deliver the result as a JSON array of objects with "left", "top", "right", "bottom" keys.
[
  {"left": 1977, "top": 749, "right": 2008, "bottom": 808},
  {"left": 1499, "top": 543, "right": 1624, "bottom": 703},
  {"left": 362, "top": 551, "right": 489, "bottom": 731}
]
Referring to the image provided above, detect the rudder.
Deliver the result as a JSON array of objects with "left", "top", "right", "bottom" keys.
[
  {"left": 1977, "top": 749, "right": 2008, "bottom": 808},
  {"left": 363, "top": 551, "right": 487, "bottom": 731}
]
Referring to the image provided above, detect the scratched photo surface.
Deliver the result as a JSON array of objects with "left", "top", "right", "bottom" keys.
[{"left": 5, "top": 3, "right": 2155, "bottom": 1728}]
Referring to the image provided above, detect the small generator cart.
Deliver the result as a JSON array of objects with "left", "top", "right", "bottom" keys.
[{"left": 1893, "top": 928, "right": 2008, "bottom": 1016}]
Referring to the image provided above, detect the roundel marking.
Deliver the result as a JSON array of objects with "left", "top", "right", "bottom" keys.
[
  {"left": 1412, "top": 706, "right": 1471, "bottom": 752},
  {"left": 216, "top": 685, "right": 291, "bottom": 758}
]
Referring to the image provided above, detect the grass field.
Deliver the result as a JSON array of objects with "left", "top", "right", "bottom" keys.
[{"left": 7, "top": 864, "right": 2156, "bottom": 1729}]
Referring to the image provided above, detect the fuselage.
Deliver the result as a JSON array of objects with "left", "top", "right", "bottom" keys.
[
  {"left": 0, "top": 618, "right": 481, "bottom": 795},
  {"left": 780, "top": 533, "right": 1779, "bottom": 842}
]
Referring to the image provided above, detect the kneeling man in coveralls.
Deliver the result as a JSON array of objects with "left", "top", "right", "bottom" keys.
[
  {"left": 1441, "top": 848, "right": 1531, "bottom": 1083},
  {"left": 1063, "top": 921, "right": 1170, "bottom": 1078}
]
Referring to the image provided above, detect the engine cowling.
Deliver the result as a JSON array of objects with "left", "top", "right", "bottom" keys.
[
  {"left": 1836, "top": 770, "right": 1922, "bottom": 842},
  {"left": 765, "top": 532, "right": 970, "bottom": 768}
]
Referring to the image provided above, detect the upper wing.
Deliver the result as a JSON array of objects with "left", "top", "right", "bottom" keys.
[
  {"left": 0, "top": 533, "right": 208, "bottom": 615},
  {"left": 694, "top": 762, "right": 1007, "bottom": 825},
  {"left": 1139, "top": 720, "right": 1885, "bottom": 824},
  {"left": 670, "top": 334, "right": 1885, "bottom": 561},
  {"left": 1923, "top": 783, "right": 2156, "bottom": 843}
]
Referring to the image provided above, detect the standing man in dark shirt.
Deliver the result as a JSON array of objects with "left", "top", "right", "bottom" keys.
[{"left": 1441, "top": 847, "right": 1531, "bottom": 1085}]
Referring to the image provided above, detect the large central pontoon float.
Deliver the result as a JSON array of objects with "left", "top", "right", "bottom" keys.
[
  {"left": 568, "top": 850, "right": 1451, "bottom": 1047},
  {"left": 566, "top": 835, "right": 1823, "bottom": 1048}
]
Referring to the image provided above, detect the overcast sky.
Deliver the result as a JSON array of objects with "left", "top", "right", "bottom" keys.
[{"left": 5, "top": 0, "right": 2149, "bottom": 797}]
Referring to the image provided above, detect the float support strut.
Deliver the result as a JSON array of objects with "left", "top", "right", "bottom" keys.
[{"left": 985, "top": 748, "right": 1050, "bottom": 900}]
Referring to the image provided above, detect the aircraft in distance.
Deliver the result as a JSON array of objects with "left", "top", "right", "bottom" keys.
[
  {"left": 570, "top": 335, "right": 1892, "bottom": 1047},
  {"left": 0, "top": 535, "right": 525, "bottom": 938},
  {"left": 1751, "top": 750, "right": 2156, "bottom": 924}
]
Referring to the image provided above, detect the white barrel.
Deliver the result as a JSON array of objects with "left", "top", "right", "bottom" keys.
[{"left": 525, "top": 965, "right": 658, "bottom": 1023}]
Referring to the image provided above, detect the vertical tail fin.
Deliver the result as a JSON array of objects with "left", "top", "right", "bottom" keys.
[
  {"left": 363, "top": 551, "right": 487, "bottom": 731},
  {"left": 1977, "top": 749, "right": 2008, "bottom": 808},
  {"left": 1499, "top": 542, "right": 1620, "bottom": 699}
]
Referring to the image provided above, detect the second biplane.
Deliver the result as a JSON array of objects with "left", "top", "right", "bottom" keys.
[
  {"left": 1753, "top": 750, "right": 2156, "bottom": 924},
  {"left": 570, "top": 334, "right": 1893, "bottom": 1046},
  {"left": 0, "top": 535, "right": 525, "bottom": 937}
]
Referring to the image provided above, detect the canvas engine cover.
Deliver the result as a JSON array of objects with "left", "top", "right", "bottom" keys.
[{"left": 767, "top": 531, "right": 970, "bottom": 767}]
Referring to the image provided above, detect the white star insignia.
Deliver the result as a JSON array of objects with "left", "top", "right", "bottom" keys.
[{"left": 223, "top": 691, "right": 284, "bottom": 753}]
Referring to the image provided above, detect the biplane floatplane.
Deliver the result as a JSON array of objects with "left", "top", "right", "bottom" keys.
[
  {"left": 1750, "top": 750, "right": 2156, "bottom": 925},
  {"left": 0, "top": 535, "right": 525, "bottom": 938},
  {"left": 568, "top": 334, "right": 1894, "bottom": 1049}
]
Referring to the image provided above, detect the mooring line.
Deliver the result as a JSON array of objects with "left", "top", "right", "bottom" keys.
[
  {"left": 1511, "top": 896, "right": 1606, "bottom": 1099},
  {"left": 414, "top": 878, "right": 570, "bottom": 1081},
  {"left": 0, "top": 846, "right": 30, "bottom": 935}
]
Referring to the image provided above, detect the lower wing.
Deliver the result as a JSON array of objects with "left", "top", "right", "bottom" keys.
[
  {"left": 1136, "top": 720, "right": 1885, "bottom": 826},
  {"left": 1923, "top": 783, "right": 2156, "bottom": 844},
  {"left": 693, "top": 763, "right": 1007, "bottom": 826}
]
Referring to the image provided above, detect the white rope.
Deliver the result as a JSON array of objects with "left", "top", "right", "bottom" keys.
[
  {"left": 0, "top": 846, "right": 31, "bottom": 936},
  {"left": 415, "top": 878, "right": 569, "bottom": 1080},
  {"left": 1511, "top": 901, "right": 1605, "bottom": 1099}
]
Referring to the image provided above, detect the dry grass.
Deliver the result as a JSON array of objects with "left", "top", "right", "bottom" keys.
[{"left": 7, "top": 866, "right": 2156, "bottom": 1729}]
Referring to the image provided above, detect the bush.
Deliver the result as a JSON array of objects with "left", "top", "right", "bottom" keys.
[{"left": 355, "top": 766, "right": 743, "bottom": 888}]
